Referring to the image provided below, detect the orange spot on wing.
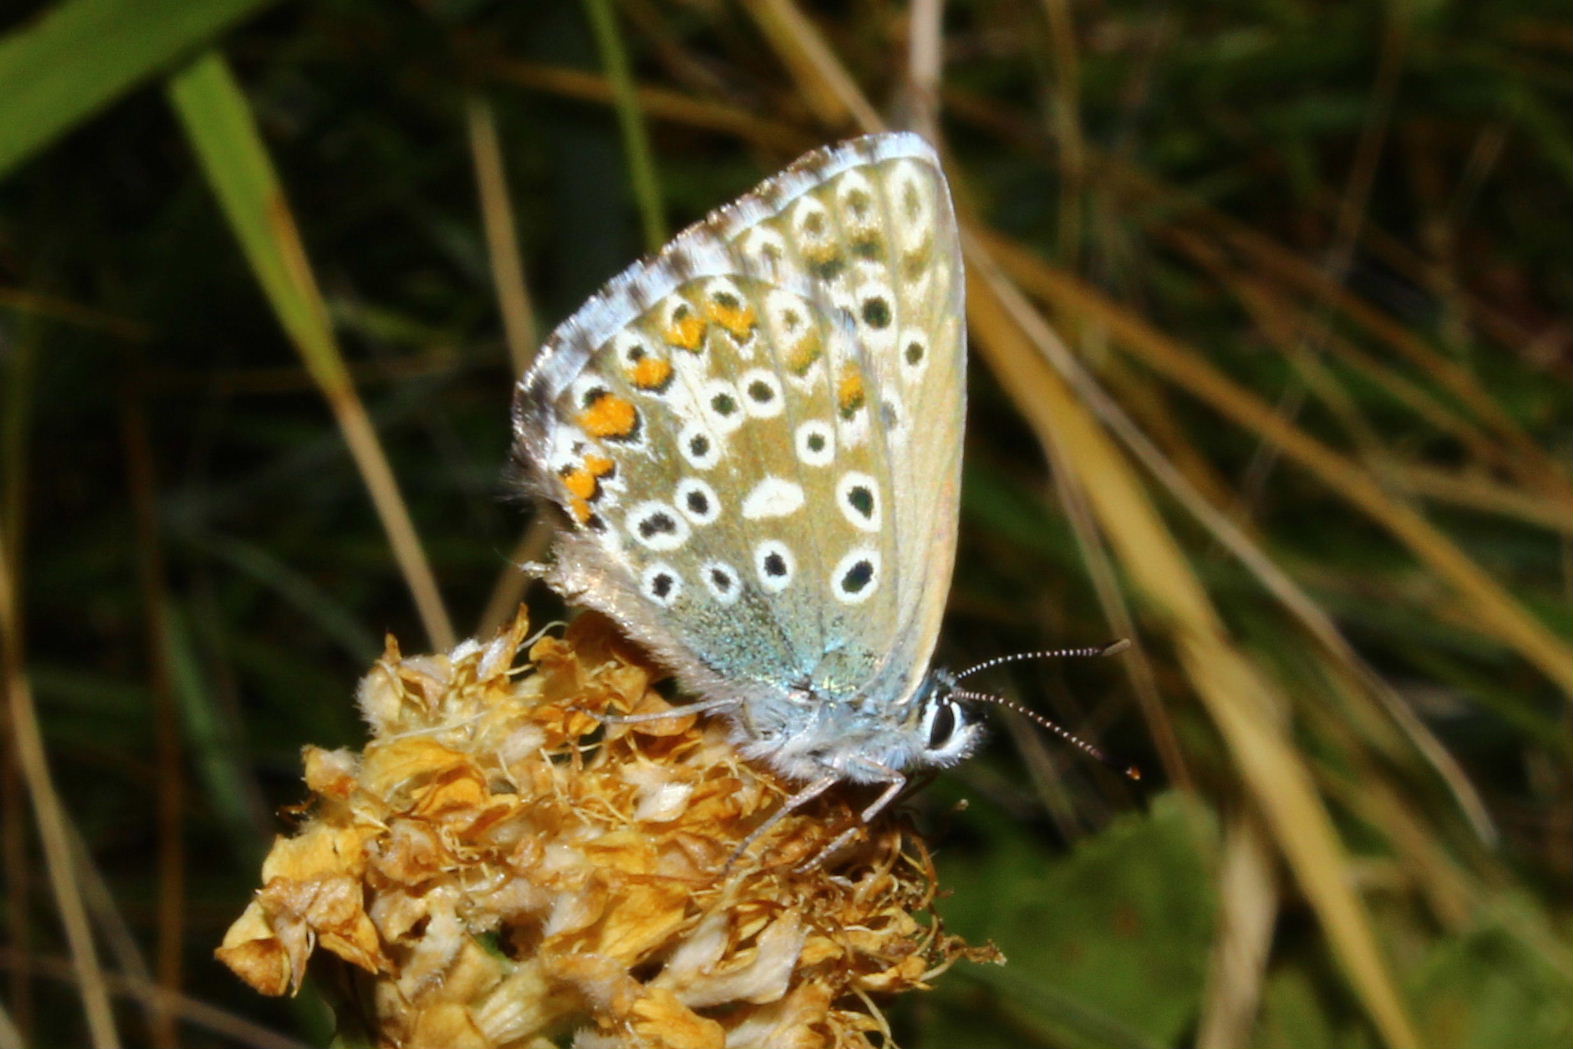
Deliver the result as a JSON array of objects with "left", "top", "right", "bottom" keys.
[
  {"left": 838, "top": 370, "right": 865, "bottom": 417},
  {"left": 568, "top": 497, "right": 594, "bottom": 524},
  {"left": 580, "top": 393, "right": 639, "bottom": 439},
  {"left": 630, "top": 356, "right": 672, "bottom": 390},
  {"left": 786, "top": 332, "right": 822, "bottom": 375},
  {"left": 664, "top": 312, "right": 706, "bottom": 352},
  {"left": 562, "top": 468, "right": 597, "bottom": 501},
  {"left": 561, "top": 451, "right": 616, "bottom": 506},
  {"left": 706, "top": 300, "right": 756, "bottom": 339}
]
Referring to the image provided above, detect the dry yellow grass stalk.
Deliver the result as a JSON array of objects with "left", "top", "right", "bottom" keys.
[{"left": 217, "top": 609, "right": 995, "bottom": 1048}]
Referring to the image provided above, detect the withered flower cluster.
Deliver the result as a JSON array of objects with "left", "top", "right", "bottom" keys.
[{"left": 218, "top": 610, "right": 996, "bottom": 1048}]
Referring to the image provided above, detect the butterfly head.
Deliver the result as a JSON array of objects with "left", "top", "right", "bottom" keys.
[{"left": 911, "top": 669, "right": 986, "bottom": 768}]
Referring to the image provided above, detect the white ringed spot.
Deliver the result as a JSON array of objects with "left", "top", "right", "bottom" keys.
[
  {"left": 703, "top": 275, "right": 745, "bottom": 302},
  {"left": 754, "top": 540, "right": 796, "bottom": 593},
  {"left": 659, "top": 294, "right": 697, "bottom": 331},
  {"left": 612, "top": 330, "right": 648, "bottom": 362},
  {"left": 568, "top": 372, "right": 609, "bottom": 408},
  {"left": 701, "top": 561, "right": 742, "bottom": 605},
  {"left": 888, "top": 161, "right": 935, "bottom": 245},
  {"left": 674, "top": 477, "right": 721, "bottom": 525},
  {"left": 790, "top": 195, "right": 834, "bottom": 247},
  {"left": 836, "top": 472, "right": 881, "bottom": 531},
  {"left": 831, "top": 548, "right": 881, "bottom": 605},
  {"left": 641, "top": 563, "right": 682, "bottom": 606},
  {"left": 795, "top": 420, "right": 835, "bottom": 467},
  {"left": 701, "top": 379, "right": 746, "bottom": 434},
  {"left": 898, "top": 327, "right": 930, "bottom": 380},
  {"left": 627, "top": 501, "right": 690, "bottom": 551},
  {"left": 854, "top": 281, "right": 896, "bottom": 335},
  {"left": 834, "top": 169, "right": 878, "bottom": 220},
  {"left": 834, "top": 172, "right": 885, "bottom": 257},
  {"left": 738, "top": 227, "right": 788, "bottom": 275},
  {"left": 742, "top": 477, "right": 804, "bottom": 520},
  {"left": 764, "top": 290, "right": 811, "bottom": 339},
  {"left": 738, "top": 368, "right": 785, "bottom": 418},
  {"left": 678, "top": 422, "right": 722, "bottom": 470}
]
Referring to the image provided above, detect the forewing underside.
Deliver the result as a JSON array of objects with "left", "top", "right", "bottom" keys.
[{"left": 514, "top": 134, "right": 964, "bottom": 712}]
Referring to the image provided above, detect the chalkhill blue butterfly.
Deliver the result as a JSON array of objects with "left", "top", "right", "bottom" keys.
[{"left": 512, "top": 132, "right": 1128, "bottom": 859}]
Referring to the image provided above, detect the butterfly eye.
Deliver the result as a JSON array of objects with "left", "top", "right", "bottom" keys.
[{"left": 926, "top": 700, "right": 958, "bottom": 751}]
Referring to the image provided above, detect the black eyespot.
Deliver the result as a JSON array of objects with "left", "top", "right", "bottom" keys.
[
  {"left": 747, "top": 380, "right": 774, "bottom": 403},
  {"left": 810, "top": 256, "right": 845, "bottom": 281},
  {"left": 651, "top": 573, "right": 674, "bottom": 599},
  {"left": 689, "top": 434, "right": 710, "bottom": 457},
  {"left": 841, "top": 559, "right": 874, "bottom": 593},
  {"left": 627, "top": 343, "right": 646, "bottom": 361},
  {"left": 861, "top": 297, "right": 891, "bottom": 329},
  {"left": 847, "top": 486, "right": 874, "bottom": 519},
  {"left": 711, "top": 393, "right": 737, "bottom": 416},
  {"left": 709, "top": 567, "right": 732, "bottom": 592},
  {"left": 713, "top": 290, "right": 740, "bottom": 309},
  {"left": 580, "top": 385, "right": 609, "bottom": 409},
  {"left": 764, "top": 552, "right": 787, "bottom": 577},
  {"left": 807, "top": 433, "right": 826, "bottom": 452},
  {"left": 686, "top": 490, "right": 710, "bottom": 515},
  {"left": 905, "top": 340, "right": 924, "bottom": 365},
  {"left": 927, "top": 701, "right": 957, "bottom": 750},
  {"left": 638, "top": 513, "right": 677, "bottom": 540},
  {"left": 852, "top": 235, "right": 883, "bottom": 260}
]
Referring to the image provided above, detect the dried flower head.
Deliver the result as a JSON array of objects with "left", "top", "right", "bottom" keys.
[{"left": 217, "top": 609, "right": 998, "bottom": 1048}]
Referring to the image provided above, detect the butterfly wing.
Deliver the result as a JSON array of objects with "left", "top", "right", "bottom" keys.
[
  {"left": 732, "top": 139, "right": 966, "bottom": 711},
  {"left": 513, "top": 133, "right": 964, "bottom": 720}
]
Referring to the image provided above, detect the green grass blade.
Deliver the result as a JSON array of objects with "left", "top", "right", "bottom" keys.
[
  {"left": 165, "top": 50, "right": 455, "bottom": 649},
  {"left": 164, "top": 50, "right": 345, "bottom": 385},
  {"left": 0, "top": 0, "right": 277, "bottom": 178},
  {"left": 582, "top": 0, "right": 666, "bottom": 251}
]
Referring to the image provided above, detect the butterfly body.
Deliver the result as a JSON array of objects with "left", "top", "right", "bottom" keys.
[{"left": 513, "top": 133, "right": 982, "bottom": 811}]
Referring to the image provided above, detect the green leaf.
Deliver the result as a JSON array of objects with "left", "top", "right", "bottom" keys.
[
  {"left": 935, "top": 792, "right": 1219, "bottom": 1049},
  {"left": 1408, "top": 898, "right": 1573, "bottom": 1049},
  {"left": 0, "top": 0, "right": 277, "bottom": 178}
]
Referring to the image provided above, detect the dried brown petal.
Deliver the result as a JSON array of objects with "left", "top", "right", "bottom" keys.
[{"left": 217, "top": 610, "right": 993, "bottom": 1047}]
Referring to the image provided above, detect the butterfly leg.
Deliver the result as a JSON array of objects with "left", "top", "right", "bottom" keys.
[
  {"left": 725, "top": 773, "right": 840, "bottom": 871},
  {"left": 572, "top": 694, "right": 739, "bottom": 726},
  {"left": 794, "top": 763, "right": 907, "bottom": 873}
]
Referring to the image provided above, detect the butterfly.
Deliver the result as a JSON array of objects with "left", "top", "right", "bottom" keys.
[{"left": 513, "top": 132, "right": 1078, "bottom": 856}]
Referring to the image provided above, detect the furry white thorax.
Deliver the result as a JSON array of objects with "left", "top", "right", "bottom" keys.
[{"left": 728, "top": 670, "right": 985, "bottom": 784}]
